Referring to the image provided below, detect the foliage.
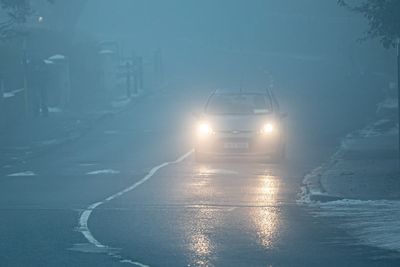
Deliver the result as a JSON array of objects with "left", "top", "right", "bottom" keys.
[
  {"left": 338, "top": 0, "right": 400, "bottom": 48},
  {"left": 0, "top": 0, "right": 53, "bottom": 39}
]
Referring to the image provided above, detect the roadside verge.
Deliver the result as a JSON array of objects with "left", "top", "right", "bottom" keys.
[{"left": 299, "top": 94, "right": 400, "bottom": 255}]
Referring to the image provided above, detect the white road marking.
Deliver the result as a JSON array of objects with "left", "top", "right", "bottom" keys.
[
  {"left": 120, "top": 259, "right": 149, "bottom": 267},
  {"left": 77, "top": 150, "right": 193, "bottom": 266},
  {"left": 86, "top": 169, "right": 120, "bottom": 175},
  {"left": 7, "top": 171, "right": 37, "bottom": 177}
]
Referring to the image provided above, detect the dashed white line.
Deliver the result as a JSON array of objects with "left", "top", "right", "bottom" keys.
[
  {"left": 77, "top": 150, "right": 193, "bottom": 266},
  {"left": 7, "top": 171, "right": 37, "bottom": 177}
]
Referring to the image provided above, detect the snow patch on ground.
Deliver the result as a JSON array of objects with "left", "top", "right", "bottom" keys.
[
  {"left": 297, "top": 93, "right": 400, "bottom": 253},
  {"left": 48, "top": 54, "right": 65, "bottom": 60},
  {"left": 79, "top": 163, "right": 98, "bottom": 167},
  {"left": 48, "top": 107, "right": 63, "bottom": 113},
  {"left": 309, "top": 199, "right": 400, "bottom": 253},
  {"left": 3, "top": 88, "right": 24, "bottom": 99},
  {"left": 298, "top": 144, "right": 345, "bottom": 203},
  {"left": 37, "top": 139, "right": 63, "bottom": 146},
  {"left": 299, "top": 95, "right": 400, "bottom": 255},
  {"left": 377, "top": 97, "right": 397, "bottom": 111},
  {"left": 111, "top": 97, "right": 131, "bottom": 109},
  {"left": 7, "top": 171, "right": 37, "bottom": 177},
  {"left": 86, "top": 169, "right": 120, "bottom": 175}
]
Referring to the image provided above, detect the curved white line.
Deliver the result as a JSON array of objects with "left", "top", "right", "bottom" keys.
[{"left": 78, "top": 150, "right": 194, "bottom": 266}]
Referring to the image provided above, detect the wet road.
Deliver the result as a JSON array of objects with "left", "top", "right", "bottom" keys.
[
  {"left": 90, "top": 157, "right": 399, "bottom": 267},
  {"left": 1, "top": 68, "right": 398, "bottom": 266}
]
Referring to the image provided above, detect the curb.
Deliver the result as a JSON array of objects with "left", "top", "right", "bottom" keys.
[
  {"left": 300, "top": 97, "right": 398, "bottom": 203},
  {"left": 1, "top": 90, "right": 154, "bottom": 168}
]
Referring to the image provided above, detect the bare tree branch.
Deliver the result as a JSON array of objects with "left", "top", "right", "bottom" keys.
[
  {"left": 0, "top": 0, "right": 52, "bottom": 40},
  {"left": 338, "top": 0, "right": 400, "bottom": 48}
]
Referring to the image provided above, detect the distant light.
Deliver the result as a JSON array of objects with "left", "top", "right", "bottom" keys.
[{"left": 38, "top": 16, "right": 44, "bottom": 23}]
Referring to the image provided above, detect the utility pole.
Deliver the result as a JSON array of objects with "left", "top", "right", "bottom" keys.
[
  {"left": 397, "top": 38, "right": 400, "bottom": 164},
  {"left": 133, "top": 57, "right": 138, "bottom": 95},
  {"left": 137, "top": 56, "right": 143, "bottom": 91},
  {"left": 22, "top": 36, "right": 29, "bottom": 117},
  {"left": 126, "top": 61, "right": 132, "bottom": 98},
  {"left": 0, "top": 75, "right": 4, "bottom": 128}
]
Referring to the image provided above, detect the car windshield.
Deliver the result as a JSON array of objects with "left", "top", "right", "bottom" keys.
[{"left": 206, "top": 94, "right": 272, "bottom": 115}]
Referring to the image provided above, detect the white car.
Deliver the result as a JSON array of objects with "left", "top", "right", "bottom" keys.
[{"left": 194, "top": 89, "right": 287, "bottom": 162}]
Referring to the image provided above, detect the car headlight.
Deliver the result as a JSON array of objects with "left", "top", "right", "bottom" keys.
[
  {"left": 261, "top": 123, "right": 275, "bottom": 134},
  {"left": 197, "top": 122, "right": 213, "bottom": 137}
]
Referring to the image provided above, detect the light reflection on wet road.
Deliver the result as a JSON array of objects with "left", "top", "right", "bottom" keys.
[
  {"left": 251, "top": 173, "right": 280, "bottom": 249},
  {"left": 1, "top": 74, "right": 395, "bottom": 266},
  {"left": 174, "top": 161, "right": 284, "bottom": 267},
  {"left": 87, "top": 149, "right": 399, "bottom": 267},
  {"left": 90, "top": 160, "right": 290, "bottom": 267}
]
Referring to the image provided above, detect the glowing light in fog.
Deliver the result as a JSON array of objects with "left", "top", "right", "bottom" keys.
[
  {"left": 197, "top": 122, "right": 213, "bottom": 136},
  {"left": 261, "top": 123, "right": 274, "bottom": 134}
]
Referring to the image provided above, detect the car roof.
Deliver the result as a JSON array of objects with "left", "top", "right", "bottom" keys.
[
  {"left": 214, "top": 88, "right": 272, "bottom": 95},
  {"left": 204, "top": 87, "right": 280, "bottom": 113}
]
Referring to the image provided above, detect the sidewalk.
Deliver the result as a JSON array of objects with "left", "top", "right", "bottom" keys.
[
  {"left": 301, "top": 96, "right": 399, "bottom": 202},
  {"left": 300, "top": 94, "right": 400, "bottom": 254},
  {"left": 0, "top": 94, "right": 138, "bottom": 169}
]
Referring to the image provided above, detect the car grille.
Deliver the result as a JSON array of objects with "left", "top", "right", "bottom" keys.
[
  {"left": 216, "top": 137, "right": 253, "bottom": 153},
  {"left": 216, "top": 130, "right": 254, "bottom": 134}
]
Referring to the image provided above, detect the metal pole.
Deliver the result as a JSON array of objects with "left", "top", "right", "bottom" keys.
[
  {"left": 397, "top": 39, "right": 400, "bottom": 165},
  {"left": 22, "top": 37, "right": 29, "bottom": 117},
  {"left": 137, "top": 56, "right": 143, "bottom": 91},
  {"left": 0, "top": 76, "right": 4, "bottom": 128},
  {"left": 126, "top": 62, "right": 131, "bottom": 98},
  {"left": 133, "top": 57, "right": 138, "bottom": 95}
]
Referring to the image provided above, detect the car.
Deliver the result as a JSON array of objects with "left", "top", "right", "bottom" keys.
[{"left": 194, "top": 88, "right": 287, "bottom": 162}]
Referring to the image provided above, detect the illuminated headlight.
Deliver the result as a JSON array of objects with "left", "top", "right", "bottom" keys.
[
  {"left": 261, "top": 123, "right": 275, "bottom": 134},
  {"left": 197, "top": 122, "right": 213, "bottom": 136}
]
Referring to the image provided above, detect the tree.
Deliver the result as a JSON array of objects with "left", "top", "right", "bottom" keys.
[
  {"left": 0, "top": 0, "right": 53, "bottom": 39},
  {"left": 338, "top": 0, "right": 400, "bottom": 48},
  {"left": 338, "top": 0, "right": 400, "bottom": 162}
]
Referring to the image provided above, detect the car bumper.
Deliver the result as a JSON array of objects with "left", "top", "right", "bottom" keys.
[{"left": 195, "top": 132, "right": 282, "bottom": 157}]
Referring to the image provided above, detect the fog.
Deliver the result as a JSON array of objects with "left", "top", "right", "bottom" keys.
[
  {"left": 78, "top": 0, "right": 374, "bottom": 85},
  {"left": 74, "top": 0, "right": 393, "bottom": 141},
  {"left": 1, "top": 1, "right": 400, "bottom": 266},
  {"left": 1, "top": 0, "right": 395, "bottom": 166}
]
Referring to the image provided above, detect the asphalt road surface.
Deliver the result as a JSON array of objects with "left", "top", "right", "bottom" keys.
[{"left": 1, "top": 66, "right": 398, "bottom": 266}]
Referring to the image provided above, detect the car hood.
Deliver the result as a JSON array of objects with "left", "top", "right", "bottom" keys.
[{"left": 205, "top": 114, "right": 275, "bottom": 132}]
